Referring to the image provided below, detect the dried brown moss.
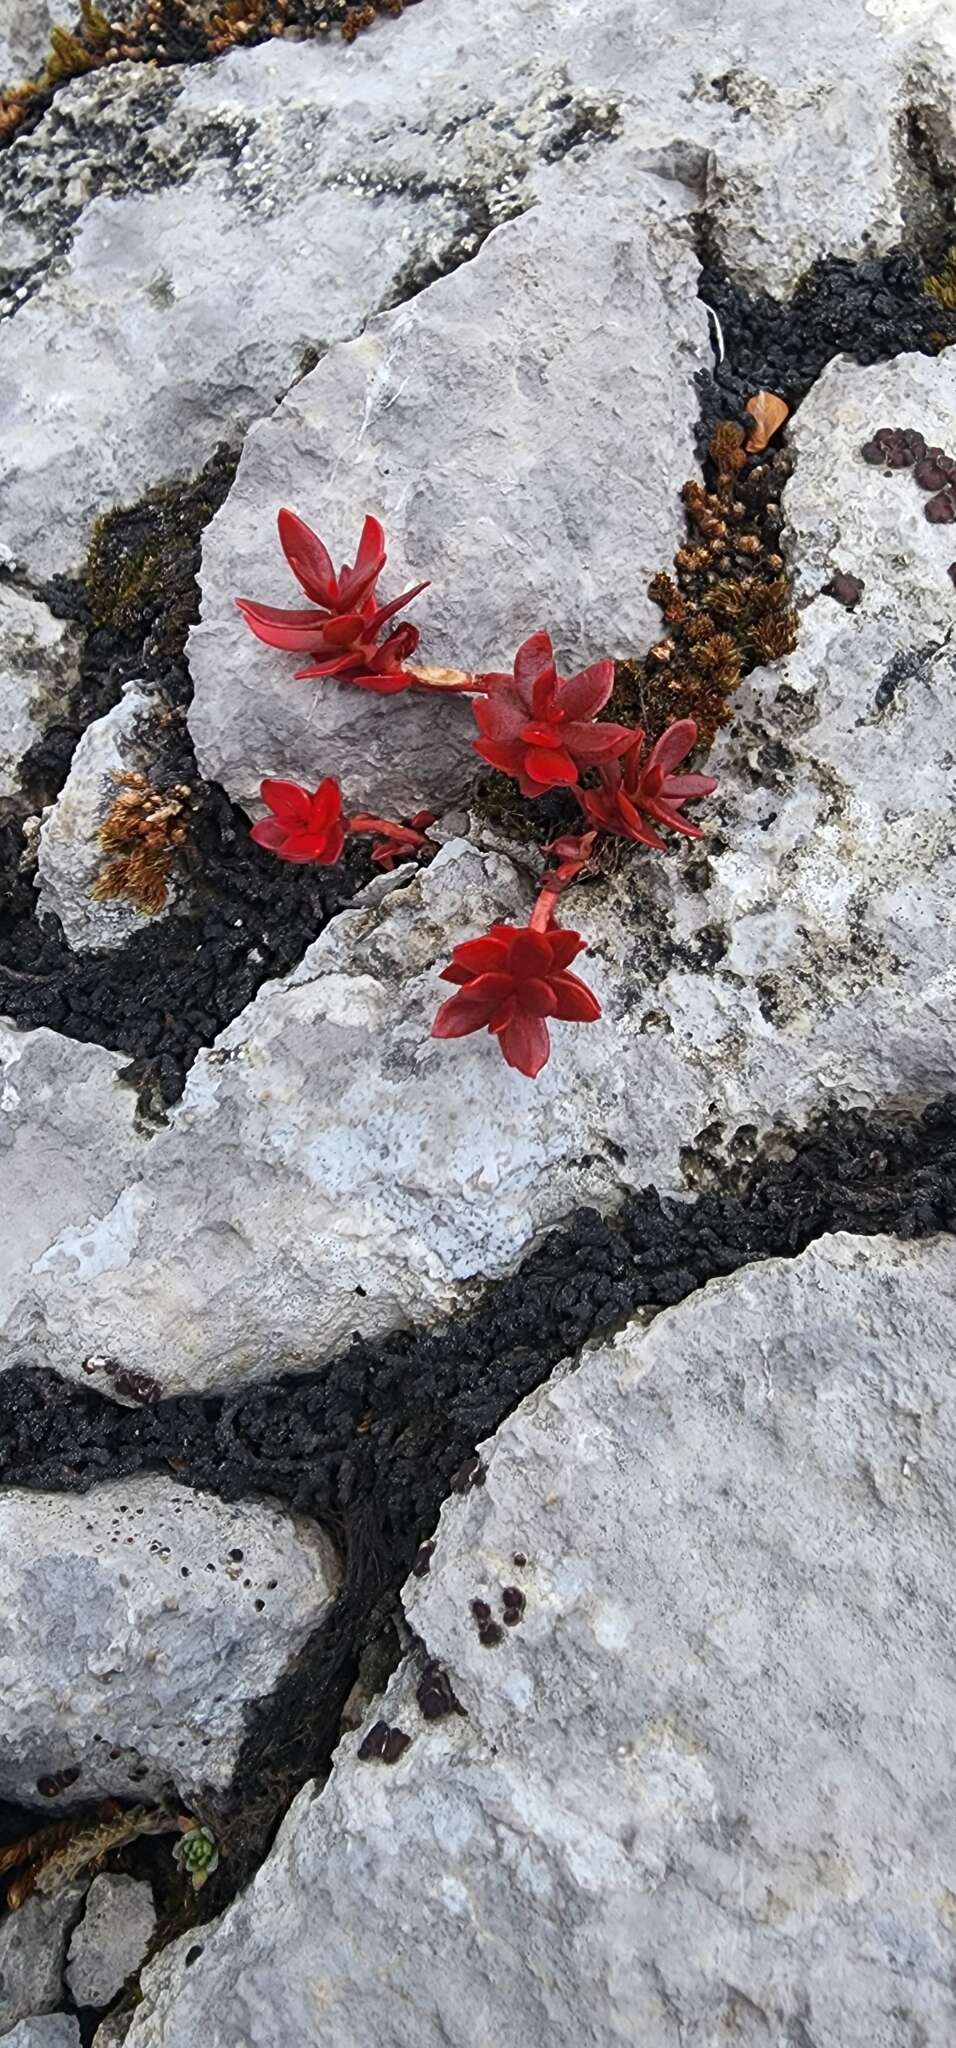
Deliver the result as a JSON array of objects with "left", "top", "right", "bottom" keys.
[
  {"left": 610, "top": 421, "right": 798, "bottom": 745},
  {"left": 93, "top": 769, "right": 191, "bottom": 915},
  {"left": 1, "top": 0, "right": 406, "bottom": 143}
]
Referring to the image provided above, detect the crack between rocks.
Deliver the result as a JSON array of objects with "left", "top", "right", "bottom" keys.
[{"left": 0, "top": 1090, "right": 954, "bottom": 1903}]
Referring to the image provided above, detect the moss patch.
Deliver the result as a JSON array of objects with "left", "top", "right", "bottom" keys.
[{"left": 611, "top": 423, "right": 797, "bottom": 747}]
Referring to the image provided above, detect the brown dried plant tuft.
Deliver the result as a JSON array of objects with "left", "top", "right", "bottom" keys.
[{"left": 93, "top": 770, "right": 191, "bottom": 916}]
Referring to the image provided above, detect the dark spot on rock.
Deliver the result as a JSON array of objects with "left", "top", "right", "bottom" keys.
[
  {"left": 358, "top": 1721, "right": 411, "bottom": 1764},
  {"left": 471, "top": 1599, "right": 491, "bottom": 1624},
  {"left": 501, "top": 1586, "right": 526, "bottom": 1625},
  {"left": 512, "top": 1553, "right": 527, "bottom": 1568},
  {"left": 925, "top": 490, "right": 956, "bottom": 524},
  {"left": 477, "top": 1622, "right": 504, "bottom": 1649},
  {"left": 416, "top": 1661, "right": 465, "bottom": 1720},
  {"left": 451, "top": 1454, "right": 486, "bottom": 1494},
  {"left": 824, "top": 572, "right": 864, "bottom": 609},
  {"left": 411, "top": 1540, "right": 435, "bottom": 1578}
]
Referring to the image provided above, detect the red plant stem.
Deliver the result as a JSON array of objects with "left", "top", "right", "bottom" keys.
[
  {"left": 529, "top": 874, "right": 566, "bottom": 932},
  {"left": 346, "top": 813, "right": 431, "bottom": 850}
]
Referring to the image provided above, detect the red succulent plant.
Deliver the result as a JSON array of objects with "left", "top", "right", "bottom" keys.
[
  {"left": 431, "top": 910, "right": 601, "bottom": 1078},
  {"left": 580, "top": 720, "right": 717, "bottom": 848},
  {"left": 236, "top": 509, "right": 428, "bottom": 692},
  {"left": 250, "top": 779, "right": 434, "bottom": 870},
  {"left": 471, "top": 631, "right": 634, "bottom": 795},
  {"left": 250, "top": 778, "right": 346, "bottom": 864}
]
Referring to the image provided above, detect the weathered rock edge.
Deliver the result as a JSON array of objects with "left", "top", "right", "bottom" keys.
[{"left": 124, "top": 1231, "right": 956, "bottom": 2047}]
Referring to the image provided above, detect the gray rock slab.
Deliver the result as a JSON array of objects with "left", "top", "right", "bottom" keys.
[
  {"left": 0, "top": 588, "right": 80, "bottom": 808},
  {"left": 0, "top": 1891, "right": 85, "bottom": 2036},
  {"left": 0, "top": 1023, "right": 146, "bottom": 1364},
  {"left": 187, "top": 155, "right": 709, "bottom": 817},
  {"left": 65, "top": 1876, "right": 156, "bottom": 2010},
  {"left": 0, "top": 0, "right": 950, "bottom": 583},
  {"left": 125, "top": 1233, "right": 956, "bottom": 2047},
  {"left": 0, "top": 2020, "right": 82, "bottom": 2048},
  {"left": 36, "top": 682, "right": 176, "bottom": 951},
  {"left": 0, "top": 1477, "right": 340, "bottom": 1806}
]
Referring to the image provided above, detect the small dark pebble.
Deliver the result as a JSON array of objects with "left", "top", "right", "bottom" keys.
[
  {"left": 471, "top": 1598, "right": 491, "bottom": 1623},
  {"left": 411, "top": 1540, "right": 435, "bottom": 1578},
  {"left": 861, "top": 439, "right": 887, "bottom": 465},
  {"left": 502, "top": 1586, "right": 526, "bottom": 1625},
  {"left": 512, "top": 1552, "right": 527, "bottom": 1568},
  {"left": 825, "top": 572, "right": 864, "bottom": 609},
  {"left": 478, "top": 1622, "right": 504, "bottom": 1648},
  {"left": 417, "top": 1661, "right": 464, "bottom": 1721},
  {"left": 358, "top": 1720, "right": 411, "bottom": 1764},
  {"left": 925, "top": 492, "right": 956, "bottom": 525}
]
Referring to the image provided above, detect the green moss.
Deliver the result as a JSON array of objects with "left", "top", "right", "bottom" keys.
[
  {"left": 925, "top": 245, "right": 956, "bottom": 314},
  {"left": 469, "top": 772, "right": 580, "bottom": 849},
  {"left": 84, "top": 449, "right": 238, "bottom": 659}
]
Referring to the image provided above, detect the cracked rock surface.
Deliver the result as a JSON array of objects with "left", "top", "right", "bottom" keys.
[
  {"left": 188, "top": 153, "right": 709, "bottom": 816},
  {"left": 4, "top": 347, "right": 956, "bottom": 1395},
  {"left": 0, "top": 1477, "right": 340, "bottom": 1806},
  {"left": 1, "top": 0, "right": 954, "bottom": 587},
  {"left": 124, "top": 1233, "right": 956, "bottom": 2048}
]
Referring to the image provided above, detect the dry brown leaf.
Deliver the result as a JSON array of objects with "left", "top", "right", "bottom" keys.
[
  {"left": 744, "top": 390, "right": 789, "bottom": 454},
  {"left": 406, "top": 664, "right": 475, "bottom": 692}
]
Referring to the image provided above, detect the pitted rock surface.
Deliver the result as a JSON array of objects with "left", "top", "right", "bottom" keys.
[
  {"left": 124, "top": 1233, "right": 956, "bottom": 2048},
  {"left": 0, "top": 1476, "right": 340, "bottom": 1805}
]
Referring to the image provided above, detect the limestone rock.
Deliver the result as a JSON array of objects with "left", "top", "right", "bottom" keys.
[
  {"left": 0, "top": 0, "right": 60, "bottom": 88},
  {"left": 0, "top": 1478, "right": 341, "bottom": 1806},
  {"left": 0, "top": 1891, "right": 85, "bottom": 2036},
  {"left": 65, "top": 1876, "right": 156, "bottom": 2010},
  {"left": 187, "top": 159, "right": 709, "bottom": 817},
  {"left": 36, "top": 682, "right": 177, "bottom": 951},
  {"left": 785, "top": 347, "right": 956, "bottom": 625},
  {"left": 0, "top": 2020, "right": 82, "bottom": 2048},
  {"left": 0, "top": 1024, "right": 145, "bottom": 1366},
  {"left": 125, "top": 1234, "right": 956, "bottom": 2047},
  {"left": 0, "top": 589, "right": 80, "bottom": 808},
  {"left": 0, "top": 0, "right": 949, "bottom": 583}
]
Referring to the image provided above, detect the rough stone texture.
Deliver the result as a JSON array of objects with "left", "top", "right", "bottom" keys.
[
  {"left": 0, "top": 1477, "right": 341, "bottom": 1806},
  {"left": 1, "top": 0, "right": 954, "bottom": 584},
  {"left": 36, "top": 682, "right": 176, "bottom": 951},
  {"left": 65, "top": 1876, "right": 156, "bottom": 2010},
  {"left": 0, "top": 589, "right": 80, "bottom": 807},
  {"left": 0, "top": 1024, "right": 145, "bottom": 1356},
  {"left": 786, "top": 347, "right": 956, "bottom": 621},
  {"left": 126, "top": 1234, "right": 956, "bottom": 2047},
  {"left": 188, "top": 160, "right": 709, "bottom": 817},
  {"left": 0, "top": 2021, "right": 81, "bottom": 2048},
  {"left": 0, "top": 0, "right": 59, "bottom": 87},
  {"left": 0, "top": 1890, "right": 85, "bottom": 2036}
]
